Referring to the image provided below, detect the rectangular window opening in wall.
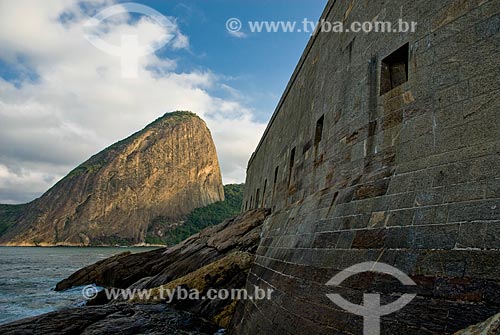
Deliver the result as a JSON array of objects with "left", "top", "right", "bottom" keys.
[
  {"left": 272, "top": 166, "right": 279, "bottom": 202},
  {"left": 288, "top": 147, "right": 296, "bottom": 187},
  {"left": 380, "top": 43, "right": 409, "bottom": 95},
  {"left": 262, "top": 179, "right": 267, "bottom": 207},
  {"left": 314, "top": 115, "right": 325, "bottom": 147},
  {"left": 255, "top": 189, "right": 260, "bottom": 208}
]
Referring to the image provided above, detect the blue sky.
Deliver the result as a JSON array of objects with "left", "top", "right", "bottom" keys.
[
  {"left": 136, "top": 0, "right": 326, "bottom": 120},
  {"left": 0, "top": 0, "right": 326, "bottom": 203}
]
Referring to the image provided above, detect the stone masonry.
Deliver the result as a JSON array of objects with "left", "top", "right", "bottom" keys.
[{"left": 232, "top": 0, "right": 500, "bottom": 334}]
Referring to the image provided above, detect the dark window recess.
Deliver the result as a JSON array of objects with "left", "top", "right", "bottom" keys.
[
  {"left": 314, "top": 115, "right": 325, "bottom": 146},
  {"left": 255, "top": 189, "right": 260, "bottom": 208},
  {"left": 272, "top": 166, "right": 279, "bottom": 201},
  {"left": 250, "top": 196, "right": 253, "bottom": 209},
  {"left": 288, "top": 147, "right": 296, "bottom": 187},
  {"left": 262, "top": 179, "right": 267, "bottom": 207},
  {"left": 380, "top": 43, "right": 409, "bottom": 95},
  {"left": 245, "top": 200, "right": 248, "bottom": 211}
]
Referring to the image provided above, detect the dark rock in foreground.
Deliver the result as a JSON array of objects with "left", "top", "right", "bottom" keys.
[
  {"left": 55, "top": 249, "right": 165, "bottom": 291},
  {"left": 141, "top": 251, "right": 255, "bottom": 328},
  {"left": 0, "top": 303, "right": 221, "bottom": 335},
  {"left": 454, "top": 313, "right": 500, "bottom": 335}
]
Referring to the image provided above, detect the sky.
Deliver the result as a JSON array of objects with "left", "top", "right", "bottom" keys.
[{"left": 0, "top": 0, "right": 326, "bottom": 204}]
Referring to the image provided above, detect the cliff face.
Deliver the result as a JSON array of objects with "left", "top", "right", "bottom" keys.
[{"left": 0, "top": 111, "right": 224, "bottom": 246}]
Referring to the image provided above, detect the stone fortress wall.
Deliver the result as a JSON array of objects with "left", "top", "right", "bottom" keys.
[{"left": 232, "top": 0, "right": 500, "bottom": 333}]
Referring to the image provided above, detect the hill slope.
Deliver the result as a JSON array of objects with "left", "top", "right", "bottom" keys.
[
  {"left": 0, "top": 111, "right": 224, "bottom": 246},
  {"left": 146, "top": 183, "right": 244, "bottom": 245}
]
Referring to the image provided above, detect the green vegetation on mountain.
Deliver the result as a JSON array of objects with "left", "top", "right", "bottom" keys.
[
  {"left": 0, "top": 204, "right": 25, "bottom": 236},
  {"left": 146, "top": 184, "right": 244, "bottom": 246}
]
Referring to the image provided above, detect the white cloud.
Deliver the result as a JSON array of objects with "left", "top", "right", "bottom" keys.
[
  {"left": 0, "top": 0, "right": 266, "bottom": 203},
  {"left": 228, "top": 30, "right": 247, "bottom": 39}
]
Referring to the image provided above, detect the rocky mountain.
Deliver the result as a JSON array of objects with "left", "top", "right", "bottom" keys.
[{"left": 0, "top": 111, "right": 224, "bottom": 246}]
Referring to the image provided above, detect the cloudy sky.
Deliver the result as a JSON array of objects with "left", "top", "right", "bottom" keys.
[{"left": 0, "top": 0, "right": 325, "bottom": 204}]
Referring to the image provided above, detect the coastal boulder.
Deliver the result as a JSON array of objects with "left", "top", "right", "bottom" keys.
[
  {"left": 454, "top": 313, "right": 500, "bottom": 335},
  {"left": 0, "top": 303, "right": 221, "bottom": 335}
]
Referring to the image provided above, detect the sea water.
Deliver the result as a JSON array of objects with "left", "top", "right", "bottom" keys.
[{"left": 0, "top": 246, "right": 157, "bottom": 324}]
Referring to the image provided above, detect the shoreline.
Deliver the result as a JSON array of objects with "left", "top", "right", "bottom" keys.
[{"left": 0, "top": 244, "right": 167, "bottom": 248}]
